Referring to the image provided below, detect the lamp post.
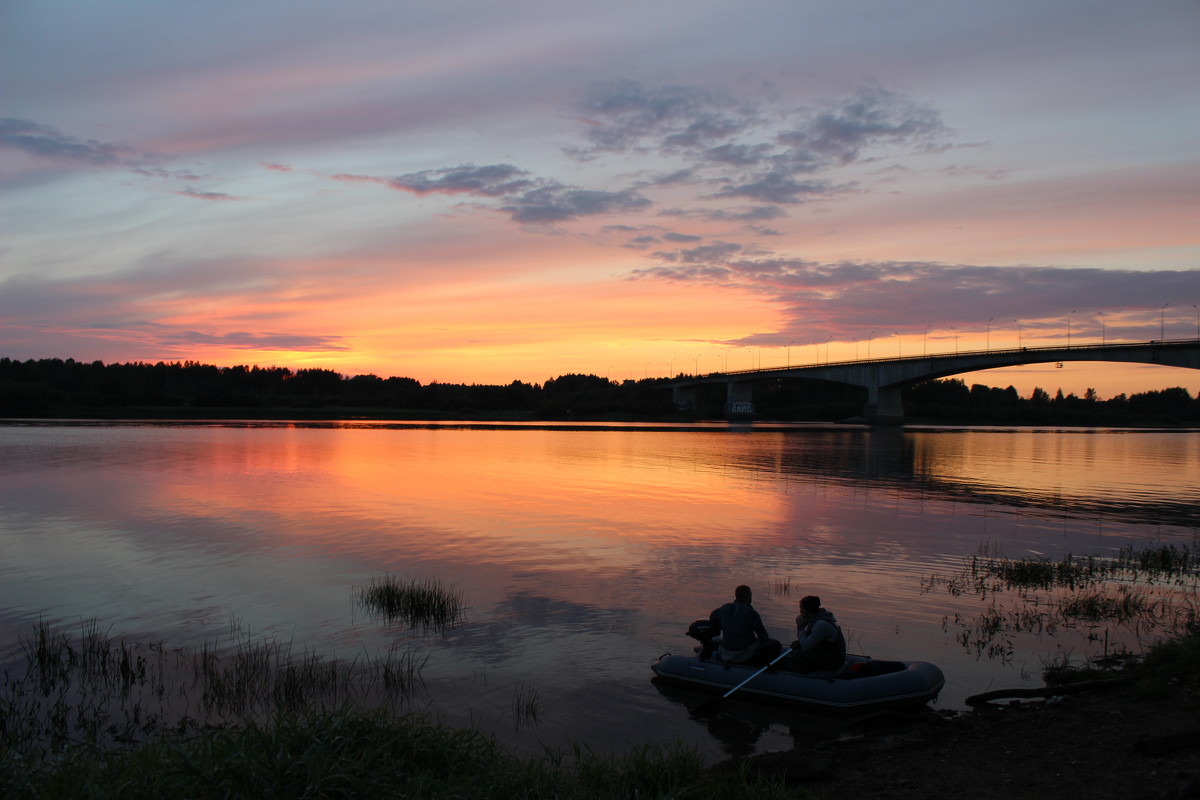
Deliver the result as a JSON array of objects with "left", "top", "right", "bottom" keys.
[
  {"left": 1194, "top": 305, "right": 1199, "bottom": 339},
  {"left": 825, "top": 335, "right": 832, "bottom": 364},
  {"left": 1014, "top": 319, "right": 1023, "bottom": 348},
  {"left": 951, "top": 326, "right": 958, "bottom": 354},
  {"left": 1098, "top": 311, "right": 1106, "bottom": 345},
  {"left": 923, "top": 325, "right": 930, "bottom": 357},
  {"left": 894, "top": 332, "right": 901, "bottom": 358},
  {"left": 1160, "top": 302, "right": 1169, "bottom": 340},
  {"left": 986, "top": 318, "right": 994, "bottom": 351},
  {"left": 1067, "top": 310, "right": 1076, "bottom": 348},
  {"left": 867, "top": 331, "right": 875, "bottom": 360},
  {"left": 787, "top": 339, "right": 795, "bottom": 368}
]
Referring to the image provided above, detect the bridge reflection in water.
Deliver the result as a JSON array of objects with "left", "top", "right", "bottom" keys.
[{"left": 669, "top": 339, "right": 1200, "bottom": 424}]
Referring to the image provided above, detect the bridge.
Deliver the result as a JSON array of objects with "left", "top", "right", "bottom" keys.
[{"left": 669, "top": 339, "right": 1200, "bottom": 424}]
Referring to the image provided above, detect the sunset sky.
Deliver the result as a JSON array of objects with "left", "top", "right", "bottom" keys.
[{"left": 2, "top": 0, "right": 1198, "bottom": 398}]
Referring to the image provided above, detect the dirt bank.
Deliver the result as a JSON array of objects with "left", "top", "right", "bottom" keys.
[{"left": 735, "top": 685, "right": 1200, "bottom": 799}]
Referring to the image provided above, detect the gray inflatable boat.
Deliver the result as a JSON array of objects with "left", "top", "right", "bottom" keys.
[{"left": 651, "top": 651, "right": 945, "bottom": 712}]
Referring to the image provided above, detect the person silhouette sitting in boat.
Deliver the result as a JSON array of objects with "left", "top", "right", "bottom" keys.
[
  {"left": 708, "top": 585, "right": 778, "bottom": 665},
  {"left": 786, "top": 595, "right": 847, "bottom": 673}
]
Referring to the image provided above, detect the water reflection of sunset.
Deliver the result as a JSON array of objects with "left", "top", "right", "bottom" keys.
[
  {"left": 2, "top": 423, "right": 1196, "bottom": 757},
  {"left": 909, "top": 430, "right": 1200, "bottom": 516}
]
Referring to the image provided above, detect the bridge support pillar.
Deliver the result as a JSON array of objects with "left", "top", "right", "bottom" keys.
[
  {"left": 725, "top": 381, "right": 755, "bottom": 419},
  {"left": 672, "top": 385, "right": 697, "bottom": 410},
  {"left": 864, "top": 384, "right": 904, "bottom": 425}
]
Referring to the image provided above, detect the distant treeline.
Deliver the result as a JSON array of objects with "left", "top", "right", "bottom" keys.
[{"left": 1, "top": 357, "right": 1197, "bottom": 425}]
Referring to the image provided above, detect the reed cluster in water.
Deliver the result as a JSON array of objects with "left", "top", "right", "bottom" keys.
[
  {"left": 923, "top": 542, "right": 1198, "bottom": 664},
  {"left": 354, "top": 574, "right": 466, "bottom": 633},
  {"left": 0, "top": 618, "right": 424, "bottom": 759}
]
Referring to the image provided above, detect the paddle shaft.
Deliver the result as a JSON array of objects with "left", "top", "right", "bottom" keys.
[{"left": 719, "top": 646, "right": 793, "bottom": 699}]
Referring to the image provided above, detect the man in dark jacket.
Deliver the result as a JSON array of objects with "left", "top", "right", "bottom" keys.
[
  {"left": 709, "top": 585, "right": 773, "bottom": 664},
  {"left": 787, "top": 594, "right": 847, "bottom": 672}
]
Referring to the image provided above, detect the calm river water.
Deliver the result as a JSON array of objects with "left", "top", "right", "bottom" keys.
[{"left": 1, "top": 421, "right": 1197, "bottom": 757}]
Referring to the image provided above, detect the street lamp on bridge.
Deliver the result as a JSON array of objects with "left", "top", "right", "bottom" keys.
[
  {"left": 1067, "top": 310, "right": 1076, "bottom": 348},
  {"left": 1014, "top": 320, "right": 1023, "bottom": 348},
  {"left": 1161, "top": 303, "right": 1169, "bottom": 340},
  {"left": 1098, "top": 311, "right": 1106, "bottom": 345},
  {"left": 986, "top": 318, "right": 994, "bottom": 351}
]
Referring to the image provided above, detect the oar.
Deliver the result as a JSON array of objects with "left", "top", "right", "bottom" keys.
[{"left": 697, "top": 646, "right": 793, "bottom": 713}]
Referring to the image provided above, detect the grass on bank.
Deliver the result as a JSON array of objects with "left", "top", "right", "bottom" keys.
[
  {"left": 0, "top": 709, "right": 800, "bottom": 800},
  {"left": 1043, "top": 623, "right": 1200, "bottom": 700},
  {"left": 0, "top": 616, "right": 805, "bottom": 799}
]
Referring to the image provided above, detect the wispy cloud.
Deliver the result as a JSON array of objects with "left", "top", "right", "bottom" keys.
[
  {"left": 315, "top": 82, "right": 948, "bottom": 227},
  {"left": 632, "top": 253, "right": 1200, "bottom": 343},
  {"left": 387, "top": 164, "right": 533, "bottom": 197},
  {"left": 0, "top": 117, "right": 148, "bottom": 166},
  {"left": 567, "top": 81, "right": 949, "bottom": 209},
  {"left": 570, "top": 79, "right": 754, "bottom": 155},
  {"left": 332, "top": 164, "right": 650, "bottom": 223},
  {"left": 176, "top": 187, "right": 243, "bottom": 201},
  {"left": 501, "top": 184, "right": 651, "bottom": 223},
  {"left": 159, "top": 329, "right": 348, "bottom": 351}
]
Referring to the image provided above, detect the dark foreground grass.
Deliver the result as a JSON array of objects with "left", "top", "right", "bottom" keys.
[
  {"left": 0, "top": 708, "right": 802, "bottom": 800},
  {"left": 0, "top": 618, "right": 804, "bottom": 799},
  {"left": 1042, "top": 624, "right": 1200, "bottom": 701}
]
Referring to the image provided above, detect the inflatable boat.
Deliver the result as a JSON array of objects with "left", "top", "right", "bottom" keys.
[
  {"left": 652, "top": 623, "right": 940, "bottom": 714},
  {"left": 651, "top": 650, "right": 945, "bottom": 713},
  {"left": 651, "top": 651, "right": 944, "bottom": 712}
]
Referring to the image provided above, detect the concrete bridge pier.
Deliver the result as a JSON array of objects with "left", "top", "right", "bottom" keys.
[
  {"left": 672, "top": 385, "right": 697, "bottom": 410},
  {"left": 864, "top": 384, "right": 904, "bottom": 425},
  {"left": 725, "top": 381, "right": 755, "bottom": 418}
]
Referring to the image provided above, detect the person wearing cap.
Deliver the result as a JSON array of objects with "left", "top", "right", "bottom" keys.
[
  {"left": 788, "top": 595, "right": 847, "bottom": 672},
  {"left": 708, "top": 584, "right": 774, "bottom": 664}
]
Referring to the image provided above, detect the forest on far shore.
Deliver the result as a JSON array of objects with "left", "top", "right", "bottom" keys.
[{"left": 1, "top": 357, "right": 1197, "bottom": 425}]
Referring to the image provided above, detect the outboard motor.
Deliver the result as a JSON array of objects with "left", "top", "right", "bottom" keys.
[{"left": 686, "top": 618, "right": 720, "bottom": 660}]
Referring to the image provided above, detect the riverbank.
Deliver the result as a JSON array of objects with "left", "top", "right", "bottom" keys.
[
  {"left": 750, "top": 686, "right": 1199, "bottom": 799},
  {"left": 735, "top": 630, "right": 1200, "bottom": 798},
  {"left": 4, "top": 630, "right": 1196, "bottom": 798}
]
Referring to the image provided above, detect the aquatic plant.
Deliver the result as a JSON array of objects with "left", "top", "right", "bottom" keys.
[
  {"left": 0, "top": 619, "right": 425, "bottom": 758},
  {"left": 924, "top": 541, "right": 1198, "bottom": 598},
  {"left": 929, "top": 542, "right": 1199, "bottom": 664},
  {"left": 355, "top": 574, "right": 466, "bottom": 633},
  {"left": 511, "top": 682, "right": 540, "bottom": 730}
]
